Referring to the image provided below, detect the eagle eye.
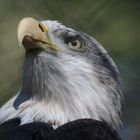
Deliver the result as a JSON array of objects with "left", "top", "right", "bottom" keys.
[
  {"left": 68, "top": 39, "right": 82, "bottom": 50},
  {"left": 64, "top": 34, "right": 84, "bottom": 51}
]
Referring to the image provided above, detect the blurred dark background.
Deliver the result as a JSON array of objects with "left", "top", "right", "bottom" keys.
[{"left": 0, "top": 0, "right": 140, "bottom": 139}]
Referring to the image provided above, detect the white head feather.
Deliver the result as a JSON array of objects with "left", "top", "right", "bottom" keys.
[{"left": 0, "top": 18, "right": 122, "bottom": 130}]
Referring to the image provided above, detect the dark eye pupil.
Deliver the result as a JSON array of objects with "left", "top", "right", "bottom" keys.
[{"left": 71, "top": 41, "right": 77, "bottom": 46}]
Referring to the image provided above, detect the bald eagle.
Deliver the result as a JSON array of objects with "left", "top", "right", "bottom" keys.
[{"left": 0, "top": 17, "right": 122, "bottom": 139}]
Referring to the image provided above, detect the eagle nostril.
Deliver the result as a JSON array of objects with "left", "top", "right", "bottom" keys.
[{"left": 38, "top": 23, "right": 45, "bottom": 32}]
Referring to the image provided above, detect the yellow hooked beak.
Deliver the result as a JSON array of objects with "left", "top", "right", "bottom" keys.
[{"left": 17, "top": 17, "right": 60, "bottom": 52}]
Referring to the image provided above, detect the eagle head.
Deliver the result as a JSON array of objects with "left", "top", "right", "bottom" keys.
[{"left": 0, "top": 17, "right": 122, "bottom": 130}]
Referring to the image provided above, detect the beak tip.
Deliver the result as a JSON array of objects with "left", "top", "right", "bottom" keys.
[
  {"left": 17, "top": 17, "right": 38, "bottom": 47},
  {"left": 17, "top": 17, "right": 51, "bottom": 51}
]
